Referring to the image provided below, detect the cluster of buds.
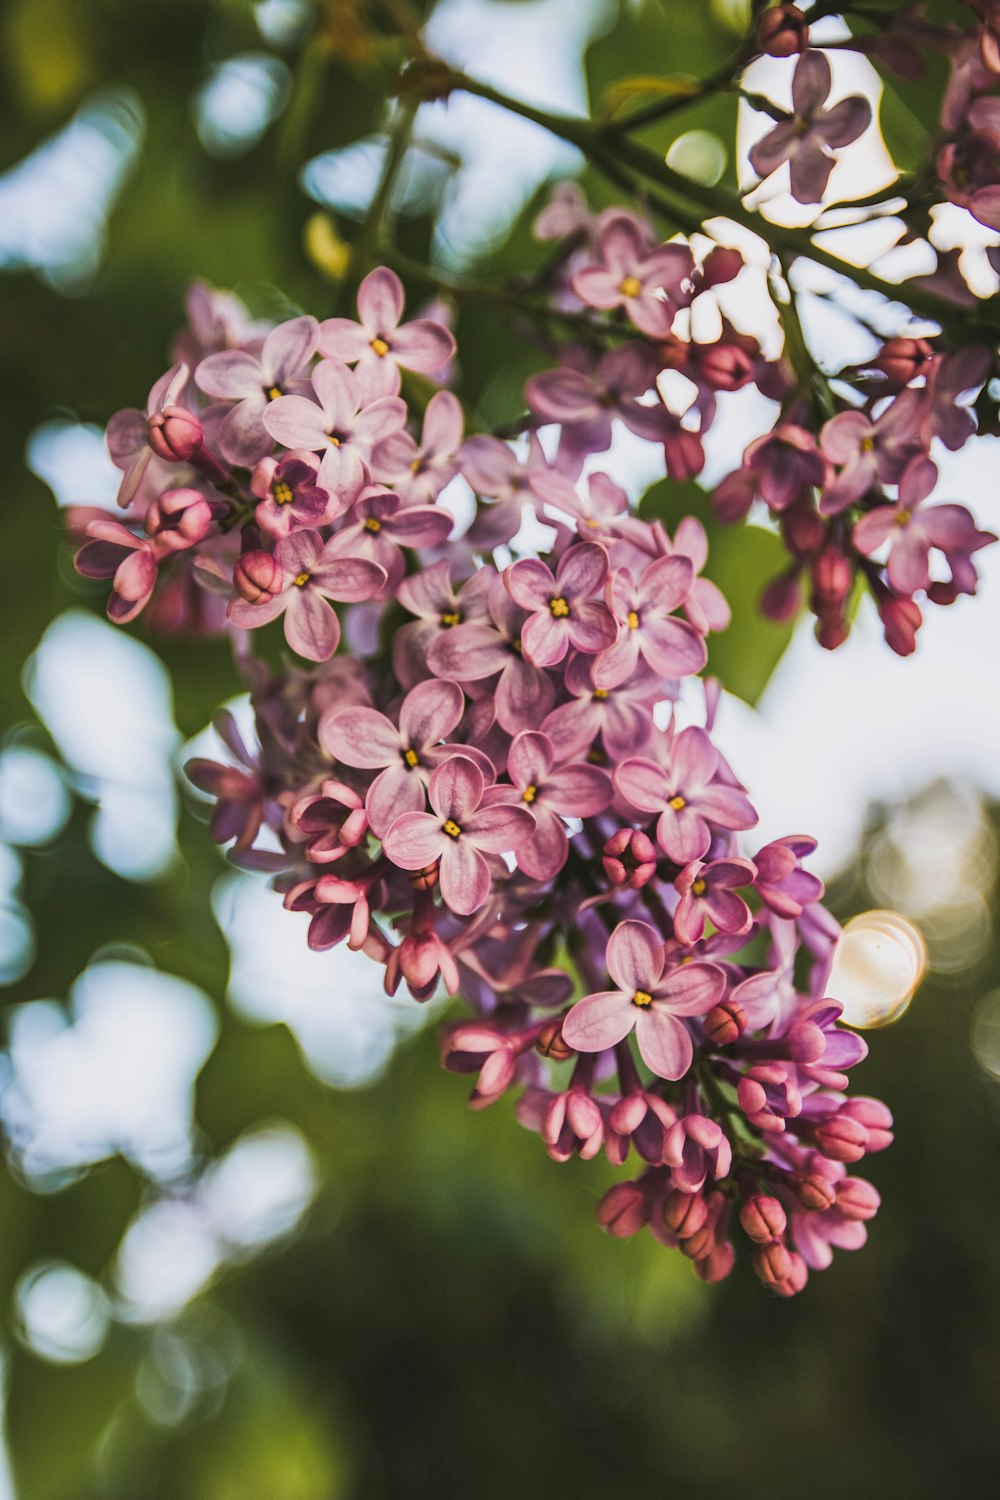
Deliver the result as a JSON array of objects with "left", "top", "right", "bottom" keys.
[{"left": 76, "top": 262, "right": 900, "bottom": 1293}]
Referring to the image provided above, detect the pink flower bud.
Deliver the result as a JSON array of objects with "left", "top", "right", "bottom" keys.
[
  {"left": 812, "top": 547, "right": 852, "bottom": 607},
  {"left": 873, "top": 336, "right": 933, "bottom": 387},
  {"left": 816, "top": 614, "right": 850, "bottom": 651},
  {"left": 663, "top": 1189, "right": 708, "bottom": 1240},
  {"left": 713, "top": 468, "right": 756, "bottom": 524},
  {"left": 697, "top": 342, "right": 756, "bottom": 392},
  {"left": 792, "top": 1172, "right": 836, "bottom": 1212},
  {"left": 835, "top": 1177, "right": 881, "bottom": 1222},
  {"left": 535, "top": 1017, "right": 573, "bottom": 1062},
  {"left": 146, "top": 487, "right": 213, "bottom": 549},
  {"left": 703, "top": 998, "right": 746, "bottom": 1047},
  {"left": 841, "top": 1097, "right": 893, "bottom": 1152},
  {"left": 758, "top": 4, "right": 808, "bottom": 57},
  {"left": 753, "top": 1238, "right": 792, "bottom": 1287},
  {"left": 694, "top": 1240, "right": 735, "bottom": 1283},
  {"left": 234, "top": 550, "right": 284, "bottom": 603},
  {"left": 814, "top": 1112, "right": 868, "bottom": 1163},
  {"left": 147, "top": 404, "right": 204, "bottom": 462},
  {"left": 597, "top": 1181, "right": 649, "bottom": 1238},
  {"left": 770, "top": 1249, "right": 809, "bottom": 1297},
  {"left": 739, "top": 1193, "right": 787, "bottom": 1244},
  {"left": 603, "top": 828, "right": 657, "bottom": 889}
]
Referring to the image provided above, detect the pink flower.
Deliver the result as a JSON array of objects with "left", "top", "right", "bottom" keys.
[
  {"left": 286, "top": 780, "right": 369, "bottom": 863},
  {"left": 562, "top": 920, "right": 725, "bottom": 1080},
  {"left": 262, "top": 361, "right": 406, "bottom": 504},
  {"left": 504, "top": 542, "right": 617, "bottom": 668},
  {"left": 393, "top": 561, "right": 493, "bottom": 689},
  {"left": 106, "top": 363, "right": 204, "bottom": 507},
  {"left": 428, "top": 575, "right": 556, "bottom": 734},
  {"left": 462, "top": 433, "right": 549, "bottom": 549},
  {"left": 195, "top": 315, "right": 320, "bottom": 465},
  {"left": 819, "top": 395, "right": 924, "bottom": 514},
  {"left": 753, "top": 836, "right": 823, "bottom": 917},
  {"left": 325, "top": 489, "right": 454, "bottom": 597},
  {"left": 227, "top": 529, "right": 386, "bottom": 660},
  {"left": 370, "top": 389, "right": 464, "bottom": 505},
  {"left": 673, "top": 857, "right": 757, "bottom": 946},
  {"left": 938, "top": 96, "right": 1000, "bottom": 232},
  {"left": 250, "top": 452, "right": 333, "bottom": 537},
  {"left": 664, "top": 1113, "right": 733, "bottom": 1193},
  {"left": 745, "top": 423, "right": 826, "bottom": 512},
  {"left": 320, "top": 678, "right": 467, "bottom": 837},
  {"left": 615, "top": 726, "right": 758, "bottom": 864},
  {"left": 540, "top": 652, "right": 661, "bottom": 761},
  {"left": 482, "top": 730, "right": 612, "bottom": 880},
  {"left": 853, "top": 456, "right": 996, "bottom": 596},
  {"left": 571, "top": 211, "right": 693, "bottom": 336},
  {"left": 75, "top": 519, "right": 160, "bottom": 623},
  {"left": 595, "top": 555, "right": 706, "bottom": 688},
  {"left": 382, "top": 755, "right": 534, "bottom": 916},
  {"left": 749, "top": 50, "right": 871, "bottom": 204},
  {"left": 319, "top": 267, "right": 456, "bottom": 397},
  {"left": 525, "top": 343, "right": 658, "bottom": 458}
]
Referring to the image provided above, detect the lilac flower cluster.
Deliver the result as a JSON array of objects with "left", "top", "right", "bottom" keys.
[{"left": 79, "top": 267, "right": 895, "bottom": 1294}]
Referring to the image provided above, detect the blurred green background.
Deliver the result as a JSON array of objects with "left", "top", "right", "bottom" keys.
[{"left": 2, "top": 1, "right": 1000, "bottom": 1495}]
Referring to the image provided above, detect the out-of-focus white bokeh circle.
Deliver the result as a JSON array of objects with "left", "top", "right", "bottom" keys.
[{"left": 828, "top": 910, "right": 927, "bottom": 1029}]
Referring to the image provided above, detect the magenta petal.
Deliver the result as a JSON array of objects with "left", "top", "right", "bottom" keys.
[
  {"left": 464, "top": 802, "right": 534, "bottom": 853},
  {"left": 391, "top": 320, "right": 457, "bottom": 372},
  {"left": 322, "top": 706, "right": 400, "bottom": 767},
  {"left": 635, "top": 1010, "right": 693, "bottom": 1081},
  {"left": 366, "top": 764, "right": 425, "bottom": 839},
  {"left": 517, "top": 805, "right": 568, "bottom": 880},
  {"left": 657, "top": 806, "right": 710, "bottom": 863},
  {"left": 521, "top": 609, "right": 568, "bottom": 668},
  {"left": 693, "top": 784, "right": 758, "bottom": 831},
  {"left": 357, "top": 267, "right": 404, "bottom": 334},
  {"left": 284, "top": 590, "right": 339, "bottom": 660},
  {"left": 439, "top": 839, "right": 490, "bottom": 915},
  {"left": 562, "top": 991, "right": 636, "bottom": 1053},
  {"left": 383, "top": 811, "right": 447, "bottom": 868},
  {"left": 592, "top": 630, "right": 641, "bottom": 690},
  {"left": 658, "top": 962, "right": 727, "bottom": 1016},
  {"left": 607, "top": 919, "right": 663, "bottom": 995},
  {"left": 428, "top": 755, "right": 484, "bottom": 822},
  {"left": 507, "top": 730, "right": 554, "bottom": 790}
]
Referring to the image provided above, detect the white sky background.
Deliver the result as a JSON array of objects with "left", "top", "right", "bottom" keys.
[{"left": 2, "top": 0, "right": 1000, "bottom": 1443}]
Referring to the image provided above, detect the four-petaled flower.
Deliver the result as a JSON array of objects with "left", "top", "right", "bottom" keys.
[
  {"left": 383, "top": 755, "right": 534, "bottom": 916},
  {"left": 571, "top": 211, "right": 693, "bottom": 337},
  {"left": 562, "top": 920, "right": 726, "bottom": 1080},
  {"left": 673, "top": 857, "right": 757, "bottom": 947},
  {"left": 319, "top": 267, "right": 457, "bottom": 398},
  {"left": 852, "top": 455, "right": 996, "bottom": 595},
  {"left": 749, "top": 50, "right": 872, "bottom": 204},
  {"left": 615, "top": 727, "right": 758, "bottom": 864},
  {"left": 195, "top": 315, "right": 320, "bottom": 465},
  {"left": 263, "top": 361, "right": 407, "bottom": 504},
  {"left": 504, "top": 542, "right": 617, "bottom": 668},
  {"left": 482, "top": 730, "right": 613, "bottom": 880},
  {"left": 595, "top": 554, "right": 707, "bottom": 688}
]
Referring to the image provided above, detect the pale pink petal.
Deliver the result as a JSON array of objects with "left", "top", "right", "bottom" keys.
[
  {"left": 317, "top": 318, "right": 370, "bottom": 362},
  {"left": 390, "top": 320, "right": 457, "bottom": 372},
  {"left": 357, "top": 267, "right": 405, "bottom": 335},
  {"left": 399, "top": 677, "right": 465, "bottom": 749},
  {"left": 614, "top": 757, "right": 671, "bottom": 812},
  {"left": 521, "top": 609, "right": 569, "bottom": 668},
  {"left": 635, "top": 1009, "right": 693, "bottom": 1081},
  {"left": 516, "top": 805, "right": 568, "bottom": 880},
  {"left": 366, "top": 764, "right": 426, "bottom": 839},
  {"left": 439, "top": 839, "right": 491, "bottom": 915},
  {"left": 657, "top": 962, "right": 726, "bottom": 1016},
  {"left": 383, "top": 812, "right": 447, "bottom": 868},
  {"left": 263, "top": 395, "right": 330, "bottom": 449},
  {"left": 562, "top": 990, "right": 636, "bottom": 1053},
  {"left": 607, "top": 919, "right": 662, "bottom": 994},
  {"left": 322, "top": 707, "right": 401, "bottom": 767},
  {"left": 640, "top": 616, "right": 707, "bottom": 678},
  {"left": 464, "top": 802, "right": 535, "bottom": 852},
  {"left": 195, "top": 350, "right": 263, "bottom": 400},
  {"left": 263, "top": 315, "right": 320, "bottom": 385},
  {"left": 284, "top": 590, "right": 339, "bottom": 660},
  {"left": 507, "top": 730, "right": 554, "bottom": 790},
  {"left": 428, "top": 754, "right": 484, "bottom": 822}
]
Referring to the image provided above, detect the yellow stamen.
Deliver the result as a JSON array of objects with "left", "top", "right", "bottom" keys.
[
  {"left": 619, "top": 276, "right": 642, "bottom": 298},
  {"left": 364, "top": 517, "right": 382, "bottom": 532},
  {"left": 593, "top": 688, "right": 608, "bottom": 701},
  {"left": 522, "top": 785, "right": 538, "bottom": 804},
  {"left": 512, "top": 638, "right": 523, "bottom": 655},
  {"left": 328, "top": 435, "right": 341, "bottom": 447},
  {"left": 668, "top": 795, "right": 686, "bottom": 810},
  {"left": 626, "top": 610, "right": 640, "bottom": 630},
  {"left": 441, "top": 611, "right": 461, "bottom": 627},
  {"left": 442, "top": 819, "right": 462, "bottom": 839},
  {"left": 631, "top": 989, "right": 654, "bottom": 1008},
  {"left": 410, "top": 457, "right": 424, "bottom": 473},
  {"left": 549, "top": 596, "right": 571, "bottom": 618},
  {"left": 895, "top": 509, "right": 911, "bottom": 526},
  {"left": 266, "top": 385, "right": 283, "bottom": 401},
  {"left": 371, "top": 337, "right": 390, "bottom": 357},
  {"left": 404, "top": 748, "right": 419, "bottom": 768},
  {"left": 691, "top": 878, "right": 707, "bottom": 897},
  {"left": 861, "top": 434, "right": 875, "bottom": 453},
  {"left": 272, "top": 481, "right": 294, "bottom": 506},
  {"left": 293, "top": 571, "right": 311, "bottom": 588}
]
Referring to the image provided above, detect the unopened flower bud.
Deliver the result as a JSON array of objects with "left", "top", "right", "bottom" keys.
[
  {"left": 535, "top": 1017, "right": 573, "bottom": 1062},
  {"left": 603, "top": 828, "right": 657, "bottom": 889},
  {"left": 814, "top": 1112, "right": 868, "bottom": 1163},
  {"left": 816, "top": 614, "right": 850, "bottom": 651},
  {"left": 694, "top": 1240, "right": 735, "bottom": 1283},
  {"left": 596, "top": 1181, "right": 648, "bottom": 1238},
  {"left": 234, "top": 550, "right": 284, "bottom": 603},
  {"left": 812, "top": 546, "right": 852, "bottom": 608},
  {"left": 758, "top": 4, "right": 808, "bottom": 57},
  {"left": 761, "top": 572, "right": 802, "bottom": 623},
  {"left": 663, "top": 1189, "right": 708, "bottom": 1240},
  {"left": 770, "top": 1249, "right": 809, "bottom": 1297},
  {"left": 146, "top": 486, "right": 213, "bottom": 549},
  {"left": 841, "top": 1097, "right": 893, "bottom": 1152},
  {"left": 679, "top": 1222, "right": 716, "bottom": 1261},
  {"left": 753, "top": 1238, "right": 792, "bottom": 1287},
  {"left": 698, "top": 342, "right": 755, "bottom": 391},
  {"left": 835, "top": 1177, "right": 881, "bottom": 1222},
  {"left": 873, "top": 336, "right": 933, "bottom": 387},
  {"left": 703, "top": 998, "right": 746, "bottom": 1047},
  {"left": 792, "top": 1172, "right": 836, "bottom": 1212},
  {"left": 148, "top": 404, "right": 204, "bottom": 462},
  {"left": 740, "top": 1193, "right": 787, "bottom": 1244}
]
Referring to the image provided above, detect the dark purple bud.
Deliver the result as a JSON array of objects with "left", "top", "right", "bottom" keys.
[
  {"left": 753, "top": 1238, "right": 792, "bottom": 1287},
  {"left": 663, "top": 1189, "right": 708, "bottom": 1240},
  {"left": 697, "top": 342, "right": 756, "bottom": 392},
  {"left": 873, "top": 336, "right": 934, "bottom": 387},
  {"left": 148, "top": 404, "right": 204, "bottom": 462},
  {"left": 234, "top": 550, "right": 284, "bottom": 603},
  {"left": 740, "top": 1193, "right": 787, "bottom": 1244},
  {"left": 703, "top": 998, "right": 746, "bottom": 1047},
  {"left": 761, "top": 573, "right": 802, "bottom": 622},
  {"left": 597, "top": 1181, "right": 649, "bottom": 1238},
  {"left": 812, "top": 547, "right": 852, "bottom": 608},
  {"left": 758, "top": 4, "right": 808, "bottom": 57}
]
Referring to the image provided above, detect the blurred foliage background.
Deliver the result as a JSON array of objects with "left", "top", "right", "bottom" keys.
[{"left": 2, "top": 0, "right": 1000, "bottom": 1495}]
